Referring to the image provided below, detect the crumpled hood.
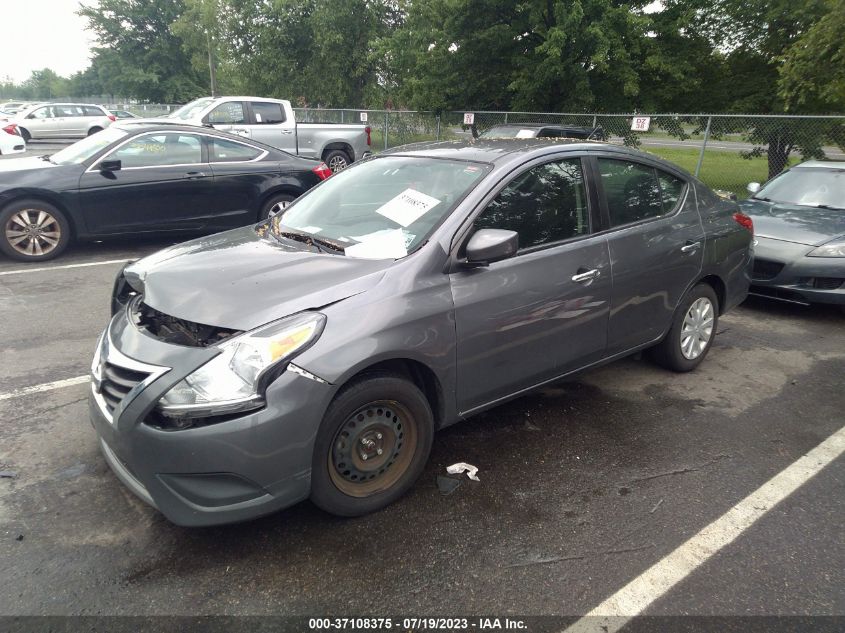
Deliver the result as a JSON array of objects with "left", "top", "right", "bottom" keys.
[
  {"left": 124, "top": 226, "right": 392, "bottom": 331},
  {"left": 740, "top": 199, "right": 845, "bottom": 246}
]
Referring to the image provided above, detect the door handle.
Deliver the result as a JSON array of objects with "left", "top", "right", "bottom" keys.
[
  {"left": 280, "top": 129, "right": 294, "bottom": 134},
  {"left": 183, "top": 171, "right": 208, "bottom": 179},
  {"left": 681, "top": 240, "right": 701, "bottom": 254},
  {"left": 572, "top": 268, "right": 601, "bottom": 283},
  {"left": 231, "top": 128, "right": 249, "bottom": 135}
]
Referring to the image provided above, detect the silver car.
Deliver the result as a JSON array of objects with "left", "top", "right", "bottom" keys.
[{"left": 11, "top": 103, "right": 115, "bottom": 141}]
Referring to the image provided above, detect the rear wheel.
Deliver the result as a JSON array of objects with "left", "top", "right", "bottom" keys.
[
  {"left": 323, "top": 149, "right": 351, "bottom": 173},
  {"left": 18, "top": 128, "right": 31, "bottom": 142},
  {"left": 310, "top": 373, "right": 434, "bottom": 516},
  {"left": 259, "top": 193, "right": 296, "bottom": 221},
  {"left": 0, "top": 199, "right": 71, "bottom": 261},
  {"left": 87, "top": 127, "right": 103, "bottom": 136},
  {"left": 649, "top": 283, "right": 719, "bottom": 372}
]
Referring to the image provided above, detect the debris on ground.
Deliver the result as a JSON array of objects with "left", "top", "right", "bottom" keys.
[
  {"left": 15, "top": 534, "right": 24, "bottom": 541},
  {"left": 0, "top": 471, "right": 17, "bottom": 479},
  {"left": 446, "top": 462, "right": 480, "bottom": 481},
  {"left": 650, "top": 498, "right": 664, "bottom": 514},
  {"left": 436, "top": 475, "right": 462, "bottom": 496}
]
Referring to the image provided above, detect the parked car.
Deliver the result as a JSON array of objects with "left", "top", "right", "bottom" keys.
[
  {"left": 0, "top": 123, "right": 25, "bottom": 156},
  {"left": 109, "top": 109, "right": 140, "bottom": 119},
  {"left": 91, "top": 138, "right": 753, "bottom": 526},
  {"left": 480, "top": 123, "right": 607, "bottom": 141},
  {"left": 741, "top": 161, "right": 845, "bottom": 306},
  {"left": 0, "top": 123, "right": 330, "bottom": 261},
  {"left": 0, "top": 101, "right": 34, "bottom": 116},
  {"left": 7, "top": 103, "right": 116, "bottom": 141},
  {"left": 147, "top": 96, "right": 372, "bottom": 172}
]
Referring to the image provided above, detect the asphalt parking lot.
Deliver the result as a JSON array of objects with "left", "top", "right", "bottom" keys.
[{"left": 0, "top": 138, "right": 843, "bottom": 630}]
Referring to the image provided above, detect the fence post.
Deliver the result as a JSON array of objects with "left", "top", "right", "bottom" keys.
[
  {"left": 384, "top": 112, "right": 389, "bottom": 151},
  {"left": 436, "top": 114, "right": 441, "bottom": 141},
  {"left": 592, "top": 115, "right": 597, "bottom": 128},
  {"left": 341, "top": 110, "right": 344, "bottom": 123},
  {"left": 504, "top": 112, "right": 508, "bottom": 124},
  {"left": 695, "top": 116, "right": 712, "bottom": 178}
]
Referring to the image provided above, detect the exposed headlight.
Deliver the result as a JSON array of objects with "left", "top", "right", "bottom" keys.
[
  {"left": 158, "top": 312, "right": 326, "bottom": 419},
  {"left": 807, "top": 238, "right": 845, "bottom": 258}
]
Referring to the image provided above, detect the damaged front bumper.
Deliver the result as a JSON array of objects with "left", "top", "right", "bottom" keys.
[{"left": 89, "top": 309, "right": 335, "bottom": 527}]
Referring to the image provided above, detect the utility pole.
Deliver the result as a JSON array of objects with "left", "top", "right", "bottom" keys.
[{"left": 207, "top": 31, "right": 218, "bottom": 97}]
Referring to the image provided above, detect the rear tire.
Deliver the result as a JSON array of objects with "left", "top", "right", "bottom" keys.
[
  {"left": 0, "top": 199, "right": 71, "bottom": 262},
  {"left": 87, "top": 127, "right": 103, "bottom": 136},
  {"left": 323, "top": 149, "right": 351, "bottom": 173},
  {"left": 259, "top": 193, "right": 297, "bottom": 221},
  {"left": 649, "top": 283, "right": 719, "bottom": 372},
  {"left": 18, "top": 128, "right": 31, "bottom": 142},
  {"left": 310, "top": 372, "right": 434, "bottom": 516}
]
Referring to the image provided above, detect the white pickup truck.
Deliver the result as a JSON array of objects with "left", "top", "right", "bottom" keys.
[{"left": 151, "top": 96, "right": 372, "bottom": 172}]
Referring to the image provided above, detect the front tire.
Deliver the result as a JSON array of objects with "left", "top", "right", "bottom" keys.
[
  {"left": 323, "top": 149, "right": 351, "bottom": 173},
  {"left": 649, "top": 283, "right": 719, "bottom": 372},
  {"left": 310, "top": 373, "right": 434, "bottom": 516},
  {"left": 18, "top": 128, "right": 31, "bottom": 142},
  {"left": 0, "top": 199, "right": 71, "bottom": 262}
]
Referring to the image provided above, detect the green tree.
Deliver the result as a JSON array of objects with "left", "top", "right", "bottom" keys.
[{"left": 78, "top": 0, "right": 206, "bottom": 102}]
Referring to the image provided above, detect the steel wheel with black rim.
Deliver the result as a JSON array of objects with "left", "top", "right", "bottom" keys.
[
  {"left": 311, "top": 373, "right": 434, "bottom": 516},
  {"left": 259, "top": 193, "right": 296, "bottom": 221},
  {"left": 0, "top": 199, "right": 71, "bottom": 262},
  {"left": 323, "top": 149, "right": 351, "bottom": 173},
  {"left": 649, "top": 282, "right": 719, "bottom": 372}
]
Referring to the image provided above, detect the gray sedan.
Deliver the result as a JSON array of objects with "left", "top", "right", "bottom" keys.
[
  {"left": 740, "top": 161, "right": 845, "bottom": 305},
  {"left": 91, "top": 139, "right": 753, "bottom": 526}
]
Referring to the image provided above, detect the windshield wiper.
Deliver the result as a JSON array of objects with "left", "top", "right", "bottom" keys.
[
  {"left": 751, "top": 195, "right": 773, "bottom": 202},
  {"left": 275, "top": 228, "right": 346, "bottom": 255},
  {"left": 805, "top": 203, "right": 844, "bottom": 210},
  {"left": 38, "top": 155, "right": 56, "bottom": 164}
]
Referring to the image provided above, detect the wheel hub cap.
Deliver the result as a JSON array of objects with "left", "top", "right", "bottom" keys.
[
  {"left": 680, "top": 297, "right": 714, "bottom": 360},
  {"left": 5, "top": 209, "right": 61, "bottom": 256}
]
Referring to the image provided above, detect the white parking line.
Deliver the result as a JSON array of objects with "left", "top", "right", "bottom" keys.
[
  {"left": 0, "top": 259, "right": 129, "bottom": 276},
  {"left": 563, "top": 424, "right": 845, "bottom": 633},
  {"left": 0, "top": 375, "right": 89, "bottom": 402}
]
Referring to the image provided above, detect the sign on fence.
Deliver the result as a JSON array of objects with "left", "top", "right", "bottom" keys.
[
  {"left": 463, "top": 112, "right": 475, "bottom": 125},
  {"left": 360, "top": 112, "right": 368, "bottom": 122},
  {"left": 631, "top": 116, "right": 651, "bottom": 131}
]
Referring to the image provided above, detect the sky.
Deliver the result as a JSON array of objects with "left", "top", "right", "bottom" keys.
[{"left": 0, "top": 0, "right": 95, "bottom": 83}]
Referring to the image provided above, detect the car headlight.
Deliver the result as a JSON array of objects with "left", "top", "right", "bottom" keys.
[
  {"left": 807, "top": 238, "right": 845, "bottom": 258},
  {"left": 158, "top": 312, "right": 326, "bottom": 419}
]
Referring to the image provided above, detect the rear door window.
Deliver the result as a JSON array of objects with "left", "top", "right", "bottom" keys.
[
  {"left": 209, "top": 137, "right": 262, "bottom": 162},
  {"left": 250, "top": 102, "right": 286, "bottom": 125},
  {"left": 597, "top": 158, "right": 663, "bottom": 227},
  {"left": 82, "top": 106, "right": 105, "bottom": 117},
  {"left": 657, "top": 170, "right": 686, "bottom": 213},
  {"left": 474, "top": 158, "right": 590, "bottom": 249}
]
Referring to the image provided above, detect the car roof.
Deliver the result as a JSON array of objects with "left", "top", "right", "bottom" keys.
[
  {"left": 795, "top": 160, "right": 845, "bottom": 170},
  {"left": 381, "top": 138, "right": 678, "bottom": 169}
]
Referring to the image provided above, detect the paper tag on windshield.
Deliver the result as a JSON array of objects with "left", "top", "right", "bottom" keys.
[
  {"left": 515, "top": 129, "right": 535, "bottom": 138},
  {"left": 375, "top": 188, "right": 441, "bottom": 227},
  {"left": 345, "top": 229, "right": 408, "bottom": 259}
]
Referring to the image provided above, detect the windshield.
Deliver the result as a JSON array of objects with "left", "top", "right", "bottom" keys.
[
  {"left": 272, "top": 156, "right": 490, "bottom": 259},
  {"left": 481, "top": 126, "right": 537, "bottom": 139},
  {"left": 167, "top": 97, "right": 215, "bottom": 121},
  {"left": 49, "top": 127, "right": 129, "bottom": 165},
  {"left": 756, "top": 168, "right": 845, "bottom": 210}
]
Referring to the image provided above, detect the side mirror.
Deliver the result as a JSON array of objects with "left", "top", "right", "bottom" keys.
[
  {"left": 464, "top": 229, "right": 518, "bottom": 266},
  {"left": 99, "top": 159, "right": 122, "bottom": 172},
  {"left": 747, "top": 182, "right": 761, "bottom": 194}
]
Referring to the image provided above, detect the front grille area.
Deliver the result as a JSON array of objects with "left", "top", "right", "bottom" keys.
[
  {"left": 752, "top": 258, "right": 785, "bottom": 281},
  {"left": 811, "top": 277, "right": 844, "bottom": 290},
  {"left": 134, "top": 302, "right": 241, "bottom": 347},
  {"left": 100, "top": 362, "right": 150, "bottom": 413}
]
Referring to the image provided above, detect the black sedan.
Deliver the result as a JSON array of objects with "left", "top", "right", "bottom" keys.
[
  {"left": 740, "top": 160, "right": 845, "bottom": 306},
  {"left": 0, "top": 123, "right": 331, "bottom": 261}
]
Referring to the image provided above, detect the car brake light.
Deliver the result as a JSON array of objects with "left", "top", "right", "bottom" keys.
[
  {"left": 312, "top": 162, "right": 332, "bottom": 180},
  {"left": 2, "top": 124, "right": 19, "bottom": 136},
  {"left": 733, "top": 212, "right": 753, "bottom": 233},
  {"left": 107, "top": 114, "right": 117, "bottom": 122},
  {"left": 365, "top": 126, "right": 371, "bottom": 146}
]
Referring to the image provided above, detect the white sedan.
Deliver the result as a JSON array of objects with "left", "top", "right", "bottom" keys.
[{"left": 0, "top": 124, "right": 26, "bottom": 156}]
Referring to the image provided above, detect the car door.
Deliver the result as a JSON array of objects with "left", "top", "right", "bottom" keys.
[
  {"left": 207, "top": 135, "right": 274, "bottom": 228},
  {"left": 51, "top": 105, "right": 80, "bottom": 137},
  {"left": 23, "top": 105, "right": 55, "bottom": 138},
  {"left": 245, "top": 101, "right": 297, "bottom": 153},
  {"left": 204, "top": 101, "right": 251, "bottom": 138},
  {"left": 592, "top": 155, "right": 704, "bottom": 354},
  {"left": 450, "top": 156, "right": 612, "bottom": 414},
  {"left": 77, "top": 131, "right": 215, "bottom": 234}
]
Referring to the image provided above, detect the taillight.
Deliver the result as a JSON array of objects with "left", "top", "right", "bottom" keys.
[
  {"left": 312, "top": 162, "right": 332, "bottom": 180},
  {"left": 2, "top": 124, "right": 19, "bottom": 136},
  {"left": 733, "top": 212, "right": 753, "bottom": 233},
  {"left": 365, "top": 125, "right": 371, "bottom": 146},
  {"left": 107, "top": 114, "right": 117, "bottom": 122}
]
